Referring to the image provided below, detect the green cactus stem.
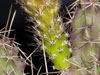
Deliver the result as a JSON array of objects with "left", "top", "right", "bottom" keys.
[
  {"left": 69, "top": 0, "right": 100, "bottom": 74},
  {"left": 19, "top": 0, "right": 71, "bottom": 70},
  {"left": 0, "top": 37, "right": 26, "bottom": 75}
]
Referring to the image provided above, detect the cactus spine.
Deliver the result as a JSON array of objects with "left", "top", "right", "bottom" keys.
[
  {"left": 19, "top": 0, "right": 71, "bottom": 70},
  {"left": 0, "top": 6, "right": 26, "bottom": 74},
  {"left": 67, "top": 0, "right": 100, "bottom": 74}
]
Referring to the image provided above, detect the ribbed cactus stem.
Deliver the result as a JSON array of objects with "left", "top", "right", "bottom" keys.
[
  {"left": 69, "top": 0, "right": 100, "bottom": 74},
  {"left": 19, "top": 0, "right": 71, "bottom": 70},
  {"left": 0, "top": 37, "right": 25, "bottom": 75}
]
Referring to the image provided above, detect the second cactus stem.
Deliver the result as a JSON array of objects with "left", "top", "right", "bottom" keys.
[
  {"left": 19, "top": 0, "right": 71, "bottom": 70},
  {"left": 0, "top": 36, "right": 25, "bottom": 75},
  {"left": 66, "top": 0, "right": 100, "bottom": 75}
]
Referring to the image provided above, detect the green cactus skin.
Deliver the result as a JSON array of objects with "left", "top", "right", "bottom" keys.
[
  {"left": 0, "top": 37, "right": 25, "bottom": 75},
  {"left": 68, "top": 0, "right": 100, "bottom": 74},
  {"left": 19, "top": 0, "right": 71, "bottom": 70}
]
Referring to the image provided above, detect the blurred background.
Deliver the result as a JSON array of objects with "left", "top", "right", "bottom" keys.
[{"left": 0, "top": 0, "right": 75, "bottom": 74}]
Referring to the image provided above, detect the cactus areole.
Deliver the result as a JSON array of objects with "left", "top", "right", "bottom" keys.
[{"left": 19, "top": 0, "right": 71, "bottom": 70}]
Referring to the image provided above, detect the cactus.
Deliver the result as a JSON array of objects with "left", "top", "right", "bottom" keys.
[
  {"left": 18, "top": 0, "right": 71, "bottom": 70},
  {"left": 65, "top": 0, "right": 100, "bottom": 75},
  {"left": 0, "top": 36, "right": 26, "bottom": 75}
]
